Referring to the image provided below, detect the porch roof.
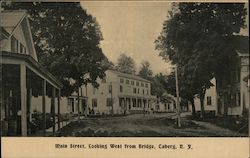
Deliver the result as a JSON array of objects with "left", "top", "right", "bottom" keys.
[
  {"left": 117, "top": 94, "right": 157, "bottom": 100},
  {"left": 1, "top": 51, "right": 63, "bottom": 89}
]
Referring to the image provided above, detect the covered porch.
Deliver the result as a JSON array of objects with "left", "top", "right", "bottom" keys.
[
  {"left": 118, "top": 95, "right": 157, "bottom": 114},
  {"left": 1, "top": 52, "right": 63, "bottom": 136}
]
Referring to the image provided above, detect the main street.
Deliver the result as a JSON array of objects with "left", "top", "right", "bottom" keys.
[{"left": 57, "top": 113, "right": 244, "bottom": 137}]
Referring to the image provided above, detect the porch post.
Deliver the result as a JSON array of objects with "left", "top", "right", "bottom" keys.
[
  {"left": 28, "top": 88, "right": 32, "bottom": 134},
  {"left": 20, "top": 64, "right": 27, "bottom": 136},
  {"left": 42, "top": 80, "right": 46, "bottom": 136},
  {"left": 124, "top": 97, "right": 126, "bottom": 114},
  {"left": 52, "top": 87, "right": 56, "bottom": 135},
  {"left": 57, "top": 89, "right": 61, "bottom": 130}
]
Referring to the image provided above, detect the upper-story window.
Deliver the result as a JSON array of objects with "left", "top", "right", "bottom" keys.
[
  {"left": 131, "top": 80, "right": 134, "bottom": 85},
  {"left": 120, "top": 78, "right": 124, "bottom": 83},
  {"left": 141, "top": 83, "right": 144, "bottom": 87},
  {"left": 137, "top": 88, "right": 140, "bottom": 94},
  {"left": 20, "top": 43, "right": 26, "bottom": 54},
  {"left": 120, "top": 85, "right": 123, "bottom": 92},
  {"left": 126, "top": 79, "right": 129, "bottom": 84},
  {"left": 108, "top": 85, "right": 112, "bottom": 93},
  {"left": 136, "top": 81, "right": 139, "bottom": 86},
  {"left": 11, "top": 36, "right": 18, "bottom": 53},
  {"left": 143, "top": 89, "right": 144, "bottom": 94},
  {"left": 101, "top": 77, "right": 106, "bottom": 83},
  {"left": 145, "top": 83, "right": 148, "bottom": 88}
]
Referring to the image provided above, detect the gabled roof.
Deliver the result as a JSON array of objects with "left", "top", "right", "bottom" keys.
[
  {"left": 108, "top": 69, "right": 151, "bottom": 83},
  {"left": 0, "top": 10, "right": 27, "bottom": 36},
  {"left": 0, "top": 10, "right": 38, "bottom": 61},
  {"left": 0, "top": 27, "right": 10, "bottom": 40}
]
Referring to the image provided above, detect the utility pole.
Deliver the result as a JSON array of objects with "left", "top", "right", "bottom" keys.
[{"left": 175, "top": 64, "right": 181, "bottom": 127}]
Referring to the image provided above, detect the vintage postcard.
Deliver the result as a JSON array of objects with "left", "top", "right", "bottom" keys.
[{"left": 0, "top": 0, "right": 249, "bottom": 157}]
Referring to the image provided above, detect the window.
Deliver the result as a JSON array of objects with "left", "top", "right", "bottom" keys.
[
  {"left": 120, "top": 85, "right": 123, "bottom": 92},
  {"left": 141, "top": 83, "right": 144, "bottom": 87},
  {"left": 164, "top": 104, "right": 167, "bottom": 110},
  {"left": 101, "top": 77, "right": 106, "bottom": 83},
  {"left": 173, "top": 102, "right": 176, "bottom": 109},
  {"left": 143, "top": 89, "right": 144, "bottom": 94},
  {"left": 11, "top": 36, "right": 18, "bottom": 53},
  {"left": 67, "top": 98, "right": 74, "bottom": 112},
  {"left": 120, "top": 78, "right": 124, "bottom": 83},
  {"left": 92, "top": 99, "right": 97, "bottom": 108},
  {"left": 106, "top": 98, "right": 112, "bottom": 106},
  {"left": 108, "top": 85, "right": 112, "bottom": 93},
  {"left": 136, "top": 82, "right": 139, "bottom": 86},
  {"left": 137, "top": 88, "right": 140, "bottom": 94},
  {"left": 119, "top": 98, "right": 123, "bottom": 107},
  {"left": 131, "top": 81, "right": 134, "bottom": 85},
  {"left": 236, "top": 92, "right": 241, "bottom": 106},
  {"left": 126, "top": 79, "right": 129, "bottom": 84},
  {"left": 133, "top": 88, "right": 136, "bottom": 94},
  {"left": 147, "top": 90, "right": 149, "bottom": 95},
  {"left": 80, "top": 88, "right": 83, "bottom": 96},
  {"left": 20, "top": 43, "right": 26, "bottom": 54},
  {"left": 145, "top": 83, "right": 148, "bottom": 88},
  {"left": 207, "top": 96, "right": 212, "bottom": 106}
]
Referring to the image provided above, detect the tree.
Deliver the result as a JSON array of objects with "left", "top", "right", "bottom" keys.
[
  {"left": 101, "top": 57, "right": 115, "bottom": 70},
  {"left": 151, "top": 73, "right": 167, "bottom": 98},
  {"left": 160, "top": 71, "right": 197, "bottom": 115},
  {"left": 155, "top": 3, "right": 247, "bottom": 118},
  {"left": 138, "top": 60, "right": 153, "bottom": 80},
  {"left": 115, "top": 53, "right": 136, "bottom": 74},
  {"left": 3, "top": 2, "right": 108, "bottom": 120}
]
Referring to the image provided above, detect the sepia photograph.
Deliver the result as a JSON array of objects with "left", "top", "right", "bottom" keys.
[{"left": 0, "top": 1, "right": 249, "bottom": 139}]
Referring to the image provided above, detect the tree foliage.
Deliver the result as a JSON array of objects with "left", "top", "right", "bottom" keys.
[
  {"left": 3, "top": 2, "right": 107, "bottom": 96},
  {"left": 138, "top": 60, "right": 153, "bottom": 80},
  {"left": 155, "top": 3, "right": 247, "bottom": 117},
  {"left": 115, "top": 53, "right": 136, "bottom": 74}
]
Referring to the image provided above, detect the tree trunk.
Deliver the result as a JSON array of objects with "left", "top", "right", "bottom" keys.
[
  {"left": 85, "top": 85, "right": 88, "bottom": 118},
  {"left": 199, "top": 90, "right": 206, "bottom": 119},
  {"left": 190, "top": 98, "right": 196, "bottom": 116}
]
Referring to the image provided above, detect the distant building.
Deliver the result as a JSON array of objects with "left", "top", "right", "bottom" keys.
[
  {"left": 193, "top": 78, "right": 218, "bottom": 115},
  {"left": 155, "top": 94, "right": 176, "bottom": 113},
  {"left": 1, "top": 10, "right": 63, "bottom": 136},
  {"left": 70, "top": 70, "right": 157, "bottom": 115}
]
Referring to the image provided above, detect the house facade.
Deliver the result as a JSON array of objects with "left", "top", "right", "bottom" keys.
[
  {"left": 71, "top": 70, "right": 157, "bottom": 115},
  {"left": 193, "top": 78, "right": 218, "bottom": 115},
  {"left": 1, "top": 10, "right": 63, "bottom": 136},
  {"left": 217, "top": 52, "right": 249, "bottom": 116},
  {"left": 192, "top": 36, "right": 249, "bottom": 117}
]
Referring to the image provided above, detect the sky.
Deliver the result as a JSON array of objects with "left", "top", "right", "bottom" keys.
[
  {"left": 80, "top": 2, "right": 249, "bottom": 75},
  {"left": 81, "top": 1, "right": 172, "bottom": 75}
]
